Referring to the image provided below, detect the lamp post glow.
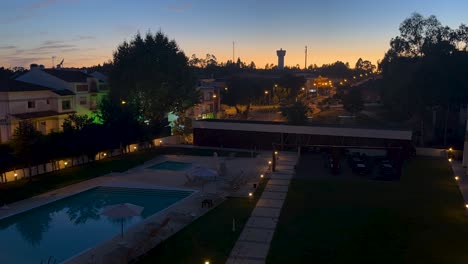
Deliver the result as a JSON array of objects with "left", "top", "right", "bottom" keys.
[
  {"left": 449, "top": 158, "right": 453, "bottom": 162},
  {"left": 205, "top": 261, "right": 210, "bottom": 264},
  {"left": 134, "top": 146, "right": 137, "bottom": 150},
  {"left": 455, "top": 176, "right": 460, "bottom": 181},
  {"left": 268, "top": 160, "right": 272, "bottom": 165},
  {"left": 260, "top": 174, "right": 264, "bottom": 178},
  {"left": 121, "top": 100, "right": 126, "bottom": 105},
  {"left": 248, "top": 192, "right": 253, "bottom": 197}
]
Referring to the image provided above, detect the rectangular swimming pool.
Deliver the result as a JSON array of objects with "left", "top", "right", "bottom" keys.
[
  {"left": 148, "top": 161, "right": 192, "bottom": 171},
  {"left": 0, "top": 187, "right": 192, "bottom": 264}
]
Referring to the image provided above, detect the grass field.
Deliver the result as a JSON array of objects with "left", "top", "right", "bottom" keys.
[
  {"left": 267, "top": 157, "right": 468, "bottom": 264},
  {"left": 137, "top": 179, "right": 267, "bottom": 264}
]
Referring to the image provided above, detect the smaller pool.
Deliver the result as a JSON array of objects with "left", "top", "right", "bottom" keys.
[{"left": 148, "top": 161, "right": 192, "bottom": 171}]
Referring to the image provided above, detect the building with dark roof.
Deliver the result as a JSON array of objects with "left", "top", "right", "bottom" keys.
[{"left": 0, "top": 65, "right": 108, "bottom": 143}]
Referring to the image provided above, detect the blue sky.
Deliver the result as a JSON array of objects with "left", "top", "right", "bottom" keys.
[{"left": 0, "top": 0, "right": 467, "bottom": 68}]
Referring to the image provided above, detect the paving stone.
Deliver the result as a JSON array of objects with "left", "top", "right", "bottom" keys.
[
  {"left": 268, "top": 179, "right": 290, "bottom": 186},
  {"left": 230, "top": 241, "right": 270, "bottom": 259},
  {"left": 226, "top": 257, "right": 265, "bottom": 264},
  {"left": 252, "top": 207, "right": 281, "bottom": 218},
  {"left": 265, "top": 184, "right": 288, "bottom": 192},
  {"left": 261, "top": 191, "right": 287, "bottom": 200},
  {"left": 269, "top": 174, "right": 292, "bottom": 180},
  {"left": 239, "top": 228, "right": 275, "bottom": 244},
  {"left": 256, "top": 198, "right": 284, "bottom": 208},
  {"left": 246, "top": 216, "right": 277, "bottom": 229}
]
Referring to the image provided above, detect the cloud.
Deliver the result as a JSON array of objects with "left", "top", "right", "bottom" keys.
[
  {"left": 165, "top": 3, "right": 192, "bottom": 12},
  {"left": 0, "top": 46, "right": 17, "bottom": 50},
  {"left": 0, "top": 0, "right": 79, "bottom": 24},
  {"left": 76, "top": 35, "right": 96, "bottom": 40},
  {"left": 42, "top": 40, "right": 65, "bottom": 46},
  {"left": 29, "top": 0, "right": 80, "bottom": 11}
]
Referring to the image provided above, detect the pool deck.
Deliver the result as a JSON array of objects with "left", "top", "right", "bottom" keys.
[{"left": 0, "top": 153, "right": 269, "bottom": 264}]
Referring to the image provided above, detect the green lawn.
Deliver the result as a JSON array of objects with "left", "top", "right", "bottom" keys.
[
  {"left": 267, "top": 157, "right": 468, "bottom": 264},
  {"left": 137, "top": 180, "right": 267, "bottom": 264},
  {"left": 0, "top": 147, "right": 255, "bottom": 205}
]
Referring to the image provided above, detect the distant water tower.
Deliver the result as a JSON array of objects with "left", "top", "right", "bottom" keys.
[{"left": 276, "top": 48, "right": 286, "bottom": 70}]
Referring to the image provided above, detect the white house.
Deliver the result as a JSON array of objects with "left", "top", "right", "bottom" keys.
[
  {"left": 0, "top": 79, "right": 76, "bottom": 142},
  {"left": 16, "top": 66, "right": 108, "bottom": 117},
  {"left": 0, "top": 66, "right": 109, "bottom": 143}
]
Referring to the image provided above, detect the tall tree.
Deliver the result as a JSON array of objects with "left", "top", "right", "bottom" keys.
[
  {"left": 10, "top": 121, "right": 42, "bottom": 180},
  {"left": 109, "top": 31, "right": 198, "bottom": 123},
  {"left": 342, "top": 89, "right": 364, "bottom": 114}
]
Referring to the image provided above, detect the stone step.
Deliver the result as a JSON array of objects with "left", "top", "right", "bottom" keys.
[
  {"left": 252, "top": 207, "right": 281, "bottom": 218},
  {"left": 246, "top": 216, "right": 278, "bottom": 229},
  {"left": 265, "top": 184, "right": 288, "bottom": 193},
  {"left": 268, "top": 179, "right": 290, "bottom": 186},
  {"left": 239, "top": 227, "right": 275, "bottom": 244},
  {"left": 257, "top": 198, "right": 284, "bottom": 208},
  {"left": 261, "top": 191, "right": 287, "bottom": 200},
  {"left": 230, "top": 241, "right": 270, "bottom": 260}
]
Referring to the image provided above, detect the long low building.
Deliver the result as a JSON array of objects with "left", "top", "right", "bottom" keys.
[{"left": 193, "top": 119, "right": 413, "bottom": 153}]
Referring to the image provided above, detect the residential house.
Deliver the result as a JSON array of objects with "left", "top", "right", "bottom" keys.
[
  {"left": 0, "top": 65, "right": 109, "bottom": 143},
  {"left": 16, "top": 65, "right": 108, "bottom": 117},
  {"left": 186, "top": 79, "right": 222, "bottom": 119},
  {"left": 0, "top": 79, "right": 76, "bottom": 143}
]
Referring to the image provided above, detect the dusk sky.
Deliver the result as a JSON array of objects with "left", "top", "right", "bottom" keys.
[{"left": 1, "top": 0, "right": 467, "bottom": 69}]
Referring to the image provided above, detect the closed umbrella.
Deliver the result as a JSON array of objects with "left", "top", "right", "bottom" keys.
[{"left": 101, "top": 203, "right": 144, "bottom": 238}]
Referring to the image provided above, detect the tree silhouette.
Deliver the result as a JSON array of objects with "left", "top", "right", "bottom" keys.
[{"left": 109, "top": 31, "right": 198, "bottom": 123}]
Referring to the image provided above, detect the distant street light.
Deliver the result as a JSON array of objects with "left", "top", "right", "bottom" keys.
[{"left": 121, "top": 100, "right": 126, "bottom": 105}]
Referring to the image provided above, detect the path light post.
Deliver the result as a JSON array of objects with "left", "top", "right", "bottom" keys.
[{"left": 272, "top": 149, "right": 276, "bottom": 172}]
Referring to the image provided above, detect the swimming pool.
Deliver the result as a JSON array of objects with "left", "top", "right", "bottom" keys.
[
  {"left": 0, "top": 187, "right": 192, "bottom": 264},
  {"left": 148, "top": 161, "right": 192, "bottom": 171}
]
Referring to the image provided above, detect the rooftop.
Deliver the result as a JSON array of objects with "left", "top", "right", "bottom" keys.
[
  {"left": 0, "top": 79, "right": 51, "bottom": 92},
  {"left": 43, "top": 69, "right": 91, "bottom": 83}
]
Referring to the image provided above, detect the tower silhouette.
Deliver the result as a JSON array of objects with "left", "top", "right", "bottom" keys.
[{"left": 277, "top": 49, "right": 286, "bottom": 70}]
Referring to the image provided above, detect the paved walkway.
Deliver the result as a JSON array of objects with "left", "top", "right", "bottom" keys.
[
  {"left": 226, "top": 152, "right": 298, "bottom": 264},
  {"left": 450, "top": 161, "right": 468, "bottom": 204}
]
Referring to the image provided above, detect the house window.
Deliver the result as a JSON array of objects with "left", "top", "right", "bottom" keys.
[
  {"left": 76, "top": 84, "right": 89, "bottom": 92},
  {"left": 62, "top": 100, "right": 71, "bottom": 110},
  {"left": 46, "top": 99, "right": 50, "bottom": 105},
  {"left": 28, "top": 101, "right": 35, "bottom": 108},
  {"left": 79, "top": 96, "right": 87, "bottom": 105},
  {"left": 90, "top": 97, "right": 98, "bottom": 110}
]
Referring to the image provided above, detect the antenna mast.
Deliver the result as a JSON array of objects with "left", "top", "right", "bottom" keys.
[
  {"left": 232, "top": 41, "right": 235, "bottom": 62},
  {"left": 305, "top": 46, "right": 307, "bottom": 70},
  {"left": 52, "top": 56, "right": 56, "bottom": 68}
]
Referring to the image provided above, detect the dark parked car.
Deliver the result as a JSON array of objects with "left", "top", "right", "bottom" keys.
[{"left": 348, "top": 156, "right": 370, "bottom": 175}]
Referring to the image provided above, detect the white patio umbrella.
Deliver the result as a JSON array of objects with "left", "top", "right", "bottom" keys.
[{"left": 101, "top": 203, "right": 144, "bottom": 239}]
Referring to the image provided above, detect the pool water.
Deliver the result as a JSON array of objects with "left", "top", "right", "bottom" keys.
[
  {"left": 0, "top": 187, "right": 192, "bottom": 264},
  {"left": 148, "top": 161, "right": 192, "bottom": 171}
]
